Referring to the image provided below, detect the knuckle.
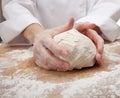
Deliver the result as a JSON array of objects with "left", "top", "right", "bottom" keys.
[
  {"left": 56, "top": 60, "right": 65, "bottom": 69},
  {"left": 39, "top": 38, "right": 45, "bottom": 43},
  {"left": 39, "top": 35, "right": 46, "bottom": 43},
  {"left": 56, "top": 60, "right": 63, "bottom": 67},
  {"left": 56, "top": 47, "right": 61, "bottom": 53},
  {"left": 55, "top": 46, "right": 63, "bottom": 54}
]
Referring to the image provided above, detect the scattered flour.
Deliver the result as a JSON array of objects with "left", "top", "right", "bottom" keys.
[
  {"left": 0, "top": 77, "right": 57, "bottom": 98},
  {"left": 0, "top": 58, "right": 18, "bottom": 67},
  {"left": 0, "top": 64, "right": 120, "bottom": 98},
  {"left": 103, "top": 42, "right": 120, "bottom": 63},
  {"left": 1, "top": 43, "right": 120, "bottom": 98},
  {"left": 5, "top": 49, "right": 33, "bottom": 61},
  {"left": 0, "top": 49, "right": 33, "bottom": 73},
  {"left": 61, "top": 64, "right": 120, "bottom": 98},
  {"left": 104, "top": 51, "right": 120, "bottom": 62}
]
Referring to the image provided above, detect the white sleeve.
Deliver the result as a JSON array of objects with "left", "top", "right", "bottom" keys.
[
  {"left": 117, "top": 19, "right": 120, "bottom": 26},
  {"left": 0, "top": 0, "right": 41, "bottom": 43},
  {"left": 76, "top": 0, "right": 120, "bottom": 41}
]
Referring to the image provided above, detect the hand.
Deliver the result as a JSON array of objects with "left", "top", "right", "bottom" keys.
[
  {"left": 74, "top": 22, "right": 104, "bottom": 64},
  {"left": 33, "top": 18, "right": 74, "bottom": 71},
  {"left": 85, "top": 29, "right": 104, "bottom": 64}
]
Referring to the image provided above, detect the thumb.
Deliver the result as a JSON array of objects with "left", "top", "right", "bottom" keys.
[{"left": 52, "top": 17, "right": 74, "bottom": 36}]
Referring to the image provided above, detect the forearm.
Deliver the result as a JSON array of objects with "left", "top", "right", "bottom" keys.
[
  {"left": 0, "top": 0, "right": 41, "bottom": 43},
  {"left": 23, "top": 23, "right": 44, "bottom": 44}
]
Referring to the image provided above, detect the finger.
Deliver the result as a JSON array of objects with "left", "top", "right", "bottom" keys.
[
  {"left": 86, "top": 29, "right": 104, "bottom": 54},
  {"left": 35, "top": 59, "right": 50, "bottom": 70},
  {"left": 33, "top": 44, "right": 51, "bottom": 70},
  {"left": 96, "top": 53, "right": 102, "bottom": 64},
  {"left": 74, "top": 22, "right": 96, "bottom": 33},
  {"left": 52, "top": 17, "right": 74, "bottom": 36},
  {"left": 43, "top": 48, "right": 70, "bottom": 71},
  {"left": 36, "top": 55, "right": 58, "bottom": 70},
  {"left": 42, "top": 37, "right": 68, "bottom": 57},
  {"left": 85, "top": 29, "right": 104, "bottom": 63},
  {"left": 34, "top": 43, "right": 70, "bottom": 70}
]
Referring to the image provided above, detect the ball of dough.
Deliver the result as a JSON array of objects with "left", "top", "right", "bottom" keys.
[{"left": 53, "top": 29, "right": 96, "bottom": 70}]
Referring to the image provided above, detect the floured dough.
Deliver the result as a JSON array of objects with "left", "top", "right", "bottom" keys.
[{"left": 54, "top": 29, "right": 96, "bottom": 70}]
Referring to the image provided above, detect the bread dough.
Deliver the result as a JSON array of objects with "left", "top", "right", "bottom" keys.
[{"left": 54, "top": 29, "right": 96, "bottom": 70}]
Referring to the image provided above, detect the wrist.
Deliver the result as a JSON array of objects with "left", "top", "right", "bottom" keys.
[{"left": 23, "top": 23, "right": 44, "bottom": 44}]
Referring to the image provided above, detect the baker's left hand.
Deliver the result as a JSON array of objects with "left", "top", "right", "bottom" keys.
[{"left": 74, "top": 22, "right": 104, "bottom": 64}]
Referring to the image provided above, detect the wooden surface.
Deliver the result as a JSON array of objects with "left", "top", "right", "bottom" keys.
[{"left": 0, "top": 40, "right": 120, "bottom": 98}]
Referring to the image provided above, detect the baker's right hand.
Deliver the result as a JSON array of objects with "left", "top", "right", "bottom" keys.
[{"left": 33, "top": 18, "right": 74, "bottom": 71}]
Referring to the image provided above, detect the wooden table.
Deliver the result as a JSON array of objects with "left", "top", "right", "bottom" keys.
[{"left": 0, "top": 40, "right": 120, "bottom": 98}]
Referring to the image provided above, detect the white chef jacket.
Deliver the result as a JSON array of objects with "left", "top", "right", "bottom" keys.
[{"left": 0, "top": 0, "right": 120, "bottom": 44}]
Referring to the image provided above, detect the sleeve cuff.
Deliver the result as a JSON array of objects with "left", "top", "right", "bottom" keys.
[
  {"left": 0, "top": 14, "right": 40, "bottom": 43},
  {"left": 76, "top": 16, "right": 120, "bottom": 42}
]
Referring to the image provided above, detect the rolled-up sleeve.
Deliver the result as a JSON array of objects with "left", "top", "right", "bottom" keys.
[
  {"left": 76, "top": 0, "right": 120, "bottom": 41},
  {"left": 0, "top": 0, "right": 40, "bottom": 43}
]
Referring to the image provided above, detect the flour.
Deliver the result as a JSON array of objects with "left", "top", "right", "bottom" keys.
[
  {"left": 0, "top": 49, "right": 33, "bottom": 72},
  {"left": 5, "top": 49, "right": 33, "bottom": 61},
  {"left": 61, "top": 64, "right": 120, "bottom": 98},
  {"left": 0, "top": 64, "right": 120, "bottom": 98},
  {"left": 103, "top": 42, "right": 120, "bottom": 63},
  {"left": 0, "top": 58, "right": 18, "bottom": 73},
  {"left": 0, "top": 58, "right": 18, "bottom": 67},
  {"left": 0, "top": 77, "right": 58, "bottom": 98},
  {"left": 1, "top": 43, "right": 120, "bottom": 98},
  {"left": 104, "top": 51, "right": 120, "bottom": 62}
]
